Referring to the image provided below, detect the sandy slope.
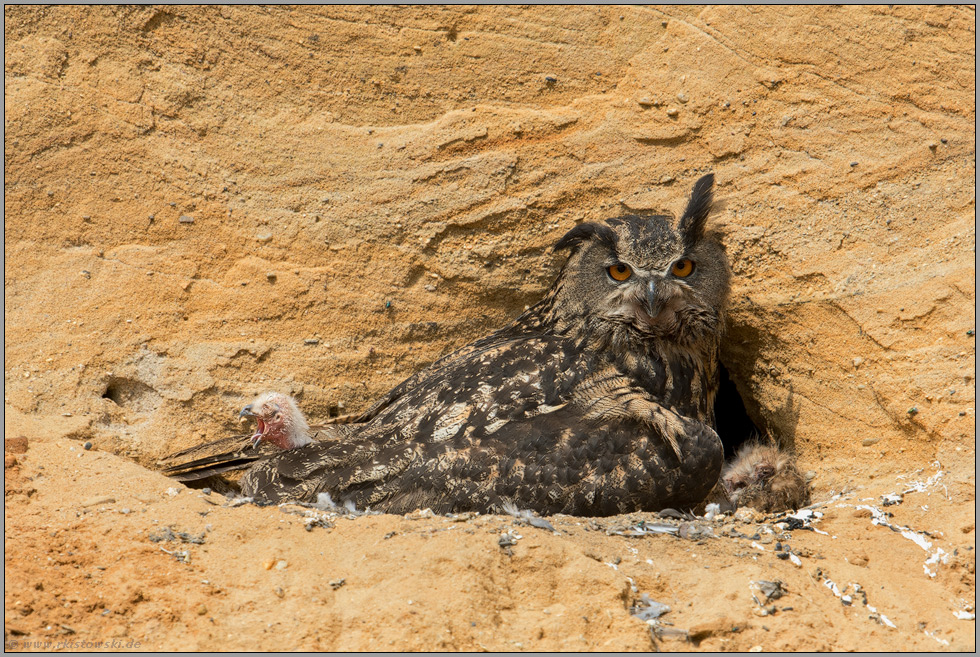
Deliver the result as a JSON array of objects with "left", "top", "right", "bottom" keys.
[{"left": 4, "top": 5, "right": 975, "bottom": 651}]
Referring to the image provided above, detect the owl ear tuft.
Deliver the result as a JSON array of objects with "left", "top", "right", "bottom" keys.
[
  {"left": 554, "top": 222, "right": 617, "bottom": 253},
  {"left": 678, "top": 173, "right": 714, "bottom": 250}
]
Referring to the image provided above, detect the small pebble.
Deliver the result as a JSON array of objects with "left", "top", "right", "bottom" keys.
[
  {"left": 256, "top": 232, "right": 273, "bottom": 243},
  {"left": 638, "top": 98, "right": 655, "bottom": 107},
  {"left": 545, "top": 75, "right": 557, "bottom": 83},
  {"left": 83, "top": 441, "right": 92, "bottom": 450},
  {"left": 676, "top": 92, "right": 689, "bottom": 103},
  {"left": 202, "top": 487, "right": 212, "bottom": 496},
  {"left": 304, "top": 338, "right": 320, "bottom": 345},
  {"left": 850, "top": 162, "right": 858, "bottom": 167},
  {"left": 907, "top": 407, "right": 919, "bottom": 416},
  {"left": 81, "top": 270, "right": 91, "bottom": 278},
  {"left": 666, "top": 108, "right": 679, "bottom": 117},
  {"left": 179, "top": 215, "right": 194, "bottom": 224}
]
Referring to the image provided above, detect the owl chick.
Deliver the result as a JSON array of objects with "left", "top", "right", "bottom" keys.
[
  {"left": 721, "top": 443, "right": 810, "bottom": 513},
  {"left": 159, "top": 392, "right": 351, "bottom": 482},
  {"left": 166, "top": 174, "right": 731, "bottom": 516},
  {"left": 240, "top": 392, "right": 312, "bottom": 449}
]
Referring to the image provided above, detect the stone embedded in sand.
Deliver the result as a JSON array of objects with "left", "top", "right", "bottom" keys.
[
  {"left": 5, "top": 437, "right": 29, "bottom": 454},
  {"left": 80, "top": 495, "right": 116, "bottom": 508},
  {"left": 849, "top": 553, "right": 870, "bottom": 567}
]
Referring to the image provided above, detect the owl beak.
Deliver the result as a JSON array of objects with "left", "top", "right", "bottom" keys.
[{"left": 645, "top": 278, "right": 663, "bottom": 316}]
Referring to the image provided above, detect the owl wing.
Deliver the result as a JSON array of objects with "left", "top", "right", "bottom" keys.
[
  {"left": 241, "top": 333, "right": 589, "bottom": 504},
  {"left": 352, "top": 332, "right": 504, "bottom": 422},
  {"left": 242, "top": 335, "right": 722, "bottom": 515},
  {"left": 358, "top": 366, "right": 723, "bottom": 516}
]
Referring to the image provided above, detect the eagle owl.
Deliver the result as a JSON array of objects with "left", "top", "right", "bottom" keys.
[{"left": 166, "top": 174, "right": 730, "bottom": 516}]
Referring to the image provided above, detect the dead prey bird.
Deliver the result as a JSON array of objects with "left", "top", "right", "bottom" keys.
[{"left": 718, "top": 442, "right": 810, "bottom": 513}]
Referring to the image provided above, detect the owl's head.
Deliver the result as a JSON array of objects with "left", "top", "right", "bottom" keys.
[{"left": 549, "top": 174, "right": 729, "bottom": 347}]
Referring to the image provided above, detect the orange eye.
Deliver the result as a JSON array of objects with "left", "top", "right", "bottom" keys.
[
  {"left": 607, "top": 263, "right": 632, "bottom": 281},
  {"left": 671, "top": 258, "right": 695, "bottom": 278}
]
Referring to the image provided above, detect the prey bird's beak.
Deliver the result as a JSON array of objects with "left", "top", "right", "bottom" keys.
[{"left": 239, "top": 404, "right": 255, "bottom": 419}]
